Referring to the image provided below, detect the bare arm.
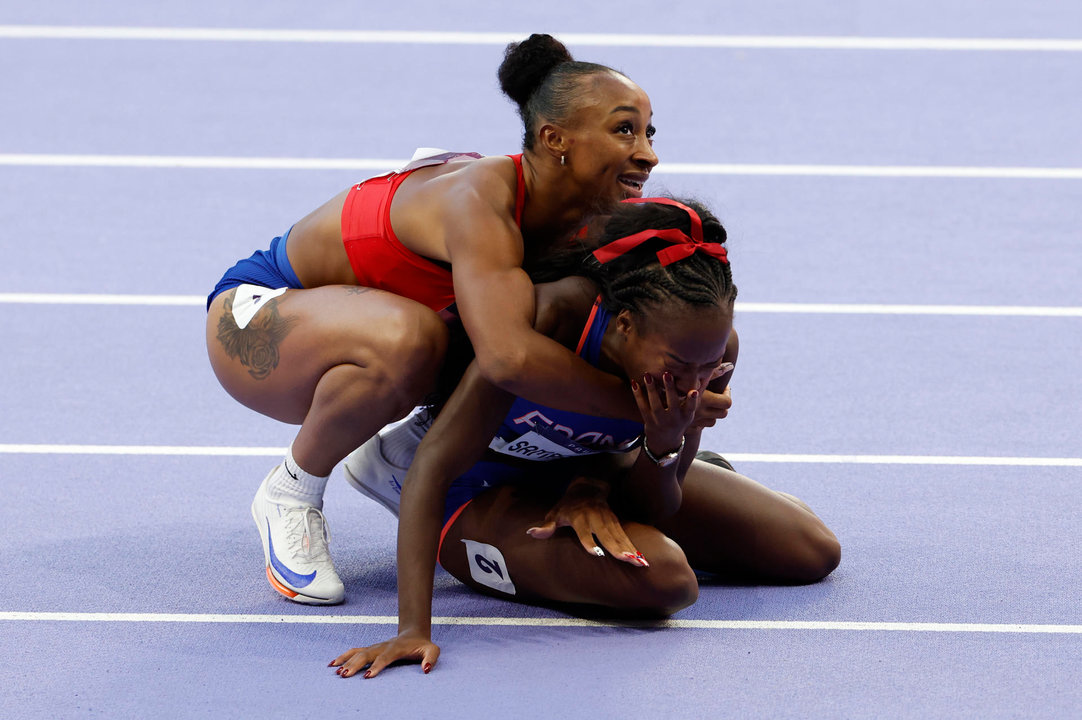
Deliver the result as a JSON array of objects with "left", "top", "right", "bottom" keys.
[
  {"left": 331, "top": 358, "right": 515, "bottom": 678},
  {"left": 442, "top": 180, "right": 639, "bottom": 421},
  {"left": 395, "top": 360, "right": 515, "bottom": 638}
]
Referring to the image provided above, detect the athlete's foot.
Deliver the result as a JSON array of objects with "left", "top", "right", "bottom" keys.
[
  {"left": 251, "top": 468, "right": 345, "bottom": 605},
  {"left": 342, "top": 428, "right": 409, "bottom": 518},
  {"left": 343, "top": 412, "right": 430, "bottom": 517}
]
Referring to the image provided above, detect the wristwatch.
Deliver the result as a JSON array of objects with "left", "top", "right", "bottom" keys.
[{"left": 641, "top": 436, "right": 685, "bottom": 467}]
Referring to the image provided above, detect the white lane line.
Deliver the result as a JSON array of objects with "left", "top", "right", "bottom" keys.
[
  {"left": 656, "top": 164, "right": 1082, "bottom": 180},
  {"left": 723, "top": 454, "right": 1082, "bottom": 467},
  {"left": 2, "top": 26, "right": 1082, "bottom": 52},
  {"left": 3, "top": 154, "right": 1082, "bottom": 179},
  {"left": 2, "top": 445, "right": 1080, "bottom": 466},
  {"left": 0, "top": 293, "right": 205, "bottom": 306},
  {"left": 0, "top": 154, "right": 399, "bottom": 171},
  {"left": 3, "top": 294, "right": 1081, "bottom": 317},
  {"left": 1, "top": 612, "right": 1079, "bottom": 634},
  {"left": 736, "top": 303, "right": 1082, "bottom": 317},
  {"left": 0, "top": 445, "right": 285, "bottom": 456}
]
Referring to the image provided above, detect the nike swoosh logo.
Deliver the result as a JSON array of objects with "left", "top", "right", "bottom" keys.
[
  {"left": 266, "top": 520, "right": 317, "bottom": 588},
  {"left": 285, "top": 464, "right": 299, "bottom": 481}
]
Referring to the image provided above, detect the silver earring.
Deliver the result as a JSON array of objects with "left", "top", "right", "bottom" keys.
[{"left": 560, "top": 155, "right": 566, "bottom": 166}]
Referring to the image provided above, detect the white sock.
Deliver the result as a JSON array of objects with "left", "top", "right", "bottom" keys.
[
  {"left": 379, "top": 412, "right": 430, "bottom": 468},
  {"left": 267, "top": 446, "right": 329, "bottom": 508}
]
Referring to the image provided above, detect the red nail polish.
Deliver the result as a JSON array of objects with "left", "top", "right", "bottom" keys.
[
  {"left": 423, "top": 663, "right": 432, "bottom": 674},
  {"left": 631, "top": 381, "right": 640, "bottom": 392},
  {"left": 644, "top": 373, "right": 653, "bottom": 385},
  {"left": 663, "top": 371, "right": 673, "bottom": 383},
  {"left": 363, "top": 670, "right": 372, "bottom": 679}
]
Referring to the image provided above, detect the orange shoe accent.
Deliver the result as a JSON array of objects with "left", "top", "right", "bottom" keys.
[{"left": 265, "top": 565, "right": 298, "bottom": 598}]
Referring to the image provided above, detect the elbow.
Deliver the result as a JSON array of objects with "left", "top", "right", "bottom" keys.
[{"left": 474, "top": 345, "right": 530, "bottom": 394}]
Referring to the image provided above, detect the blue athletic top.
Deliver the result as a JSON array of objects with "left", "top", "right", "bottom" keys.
[
  {"left": 486, "top": 299, "right": 644, "bottom": 462},
  {"left": 442, "top": 298, "right": 644, "bottom": 520}
]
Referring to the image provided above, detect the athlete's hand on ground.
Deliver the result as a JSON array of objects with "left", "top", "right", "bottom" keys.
[
  {"left": 329, "top": 631, "right": 440, "bottom": 678},
  {"left": 526, "top": 478, "right": 648, "bottom": 567}
]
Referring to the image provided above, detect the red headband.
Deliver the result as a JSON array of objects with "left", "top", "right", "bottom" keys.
[{"left": 592, "top": 197, "right": 728, "bottom": 267}]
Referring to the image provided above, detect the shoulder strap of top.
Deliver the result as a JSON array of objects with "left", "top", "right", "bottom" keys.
[
  {"left": 508, "top": 154, "right": 526, "bottom": 227},
  {"left": 574, "top": 296, "right": 606, "bottom": 363}
]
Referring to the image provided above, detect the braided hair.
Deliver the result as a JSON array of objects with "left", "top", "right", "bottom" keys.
[
  {"left": 498, "top": 34, "right": 628, "bottom": 150},
  {"left": 423, "top": 197, "right": 735, "bottom": 419},
  {"left": 582, "top": 198, "right": 737, "bottom": 319}
]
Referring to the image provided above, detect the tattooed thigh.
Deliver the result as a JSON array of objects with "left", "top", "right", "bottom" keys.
[{"left": 215, "top": 288, "right": 298, "bottom": 380}]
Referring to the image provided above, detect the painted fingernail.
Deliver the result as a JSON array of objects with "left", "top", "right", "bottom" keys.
[
  {"left": 423, "top": 663, "right": 432, "bottom": 674},
  {"left": 636, "top": 552, "right": 650, "bottom": 567},
  {"left": 663, "top": 371, "right": 673, "bottom": 383},
  {"left": 363, "top": 670, "right": 372, "bottom": 679},
  {"left": 593, "top": 546, "right": 605, "bottom": 557},
  {"left": 689, "top": 390, "right": 699, "bottom": 399},
  {"left": 631, "top": 380, "right": 640, "bottom": 392},
  {"left": 644, "top": 373, "right": 653, "bottom": 385}
]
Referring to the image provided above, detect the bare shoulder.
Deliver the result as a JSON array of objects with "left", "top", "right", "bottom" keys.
[
  {"left": 393, "top": 154, "right": 521, "bottom": 259},
  {"left": 533, "top": 276, "right": 599, "bottom": 347},
  {"left": 439, "top": 155, "right": 519, "bottom": 215}
]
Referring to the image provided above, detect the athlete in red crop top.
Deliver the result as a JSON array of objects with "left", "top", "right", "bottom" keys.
[
  {"left": 340, "top": 153, "right": 526, "bottom": 311},
  {"left": 204, "top": 34, "right": 730, "bottom": 609}
]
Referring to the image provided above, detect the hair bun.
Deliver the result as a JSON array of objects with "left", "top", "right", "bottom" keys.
[{"left": 498, "top": 34, "right": 574, "bottom": 109}]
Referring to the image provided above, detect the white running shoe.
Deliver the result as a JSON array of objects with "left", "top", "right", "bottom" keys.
[
  {"left": 343, "top": 415, "right": 426, "bottom": 517},
  {"left": 251, "top": 468, "right": 345, "bottom": 605}
]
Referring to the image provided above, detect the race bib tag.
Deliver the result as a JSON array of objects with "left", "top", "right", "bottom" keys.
[
  {"left": 488, "top": 431, "right": 577, "bottom": 461},
  {"left": 488, "top": 420, "right": 593, "bottom": 461},
  {"left": 461, "top": 540, "right": 516, "bottom": 596}
]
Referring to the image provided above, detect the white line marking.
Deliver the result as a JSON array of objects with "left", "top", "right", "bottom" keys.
[
  {"left": 736, "top": 303, "right": 1082, "bottom": 317},
  {"left": 723, "top": 454, "right": 1082, "bottom": 467},
  {"left": 2, "top": 26, "right": 1081, "bottom": 52},
  {"left": 0, "top": 153, "right": 399, "bottom": 171},
  {"left": 3, "top": 294, "right": 1081, "bottom": 317},
  {"left": 0, "top": 611, "right": 1078, "bottom": 634},
  {"left": 656, "top": 163, "right": 1082, "bottom": 180},
  {"left": 0, "top": 445, "right": 285, "bottom": 456},
  {"left": 3, "top": 154, "right": 1081, "bottom": 179},
  {"left": 2, "top": 444, "right": 1080, "bottom": 466},
  {"left": 0, "top": 293, "right": 205, "bottom": 306}
]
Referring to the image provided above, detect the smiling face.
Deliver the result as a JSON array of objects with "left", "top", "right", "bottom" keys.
[
  {"left": 558, "top": 72, "right": 659, "bottom": 209},
  {"left": 614, "top": 300, "right": 733, "bottom": 398}
]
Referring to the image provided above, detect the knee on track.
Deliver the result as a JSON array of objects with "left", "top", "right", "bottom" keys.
[
  {"left": 621, "top": 540, "right": 699, "bottom": 616},
  {"left": 782, "top": 523, "right": 842, "bottom": 584}
]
